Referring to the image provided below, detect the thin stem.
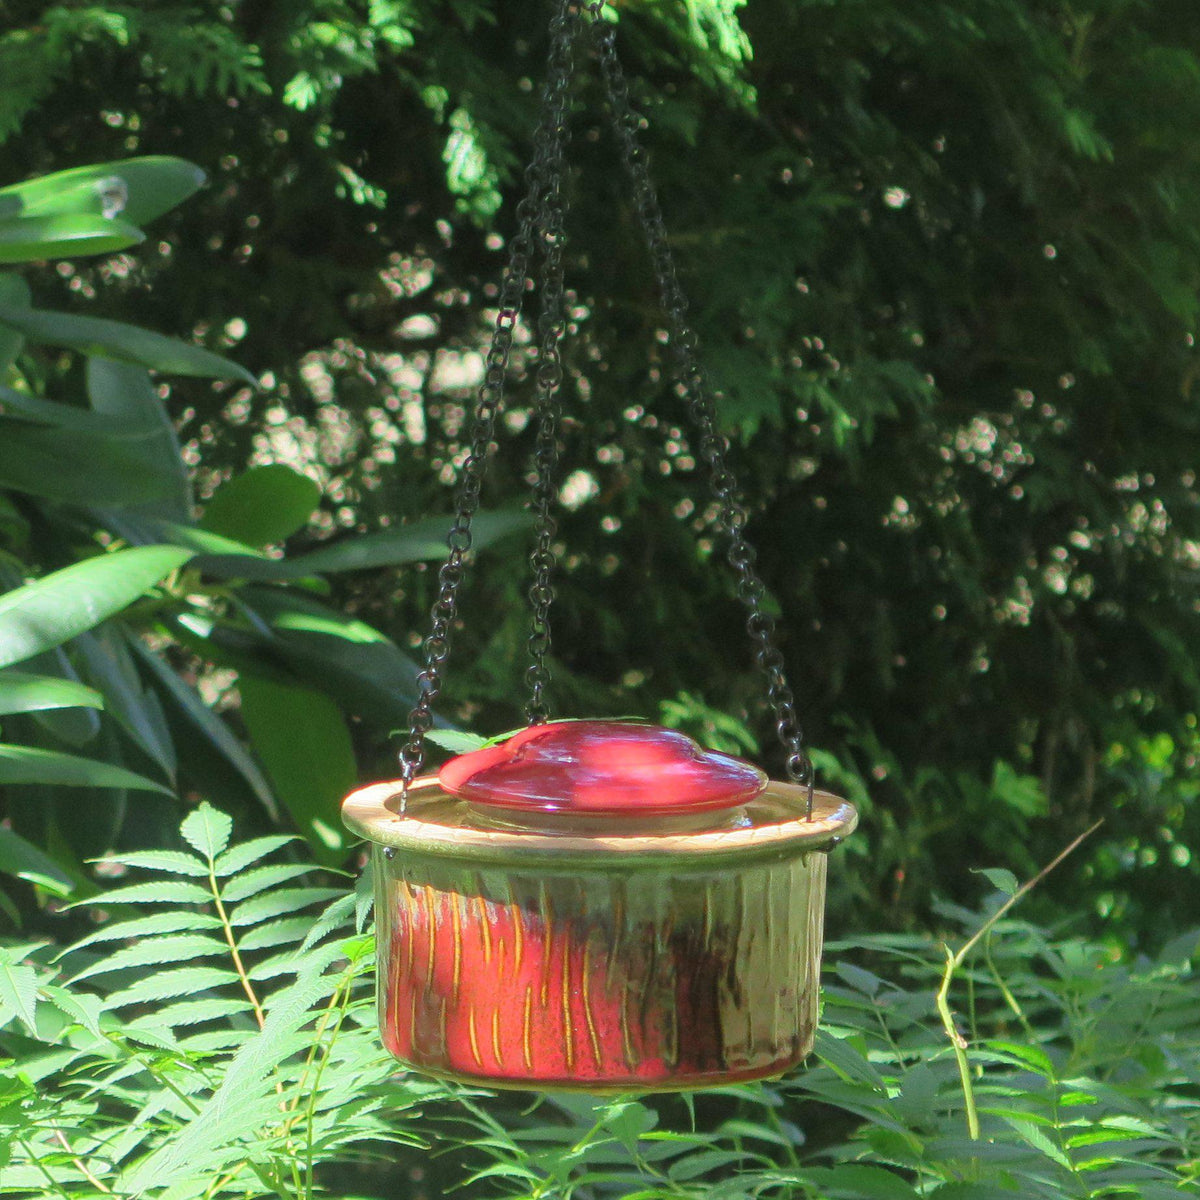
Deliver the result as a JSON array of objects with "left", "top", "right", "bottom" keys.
[
  {"left": 303, "top": 972, "right": 356, "bottom": 1197},
  {"left": 17, "top": 1135, "right": 73, "bottom": 1200},
  {"left": 51, "top": 1128, "right": 115, "bottom": 1194},
  {"left": 937, "top": 820, "right": 1103, "bottom": 1140},
  {"left": 983, "top": 930, "right": 1036, "bottom": 1039},
  {"left": 207, "top": 860, "right": 266, "bottom": 1028}
]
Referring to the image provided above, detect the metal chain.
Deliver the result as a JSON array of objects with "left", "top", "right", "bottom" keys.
[
  {"left": 524, "top": 47, "right": 573, "bottom": 724},
  {"left": 398, "top": 0, "right": 580, "bottom": 793},
  {"left": 583, "top": 3, "right": 815, "bottom": 814}
]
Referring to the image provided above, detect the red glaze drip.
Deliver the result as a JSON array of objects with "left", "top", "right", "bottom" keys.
[
  {"left": 379, "top": 883, "right": 811, "bottom": 1087},
  {"left": 437, "top": 721, "right": 767, "bottom": 815}
]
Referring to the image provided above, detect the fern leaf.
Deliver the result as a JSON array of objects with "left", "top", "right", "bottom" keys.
[
  {"left": 218, "top": 862, "right": 317, "bottom": 902},
  {"left": 180, "top": 803, "right": 232, "bottom": 860},
  {"left": 178, "top": 1028, "right": 255, "bottom": 1055},
  {"left": 121, "top": 963, "right": 338, "bottom": 1192},
  {"left": 212, "top": 835, "right": 297, "bottom": 876},
  {"left": 144, "top": 997, "right": 252, "bottom": 1029},
  {"left": 299, "top": 891, "right": 356, "bottom": 952},
  {"left": 70, "top": 879, "right": 212, "bottom": 906},
  {"left": 64, "top": 910, "right": 222, "bottom": 956},
  {"left": 246, "top": 950, "right": 310, "bottom": 983},
  {"left": 103, "top": 966, "right": 239, "bottom": 1009},
  {"left": 42, "top": 984, "right": 106, "bottom": 1039},
  {"left": 93, "top": 850, "right": 209, "bottom": 877},
  {"left": 227, "top": 886, "right": 343, "bottom": 927},
  {"left": 0, "top": 947, "right": 39, "bottom": 1034},
  {"left": 69, "top": 933, "right": 228, "bottom": 983},
  {"left": 235, "top": 916, "right": 316, "bottom": 953}
]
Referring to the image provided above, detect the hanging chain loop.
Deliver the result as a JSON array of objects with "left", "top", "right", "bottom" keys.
[
  {"left": 524, "top": 41, "right": 574, "bottom": 724},
  {"left": 398, "top": 0, "right": 580, "bottom": 794},
  {"left": 583, "top": 4, "right": 815, "bottom": 815},
  {"left": 400, "top": 1, "right": 815, "bottom": 819}
]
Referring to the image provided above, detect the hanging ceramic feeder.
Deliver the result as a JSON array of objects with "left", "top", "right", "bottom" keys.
[
  {"left": 344, "top": 0, "right": 858, "bottom": 1091},
  {"left": 344, "top": 722, "right": 855, "bottom": 1090}
]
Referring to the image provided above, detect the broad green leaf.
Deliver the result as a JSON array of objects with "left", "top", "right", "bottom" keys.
[
  {"left": 0, "top": 418, "right": 184, "bottom": 504},
  {"left": 0, "top": 947, "right": 38, "bottom": 1035},
  {"left": 0, "top": 744, "right": 174, "bottom": 794},
  {"left": 234, "top": 587, "right": 421, "bottom": 725},
  {"left": 128, "top": 634, "right": 278, "bottom": 820},
  {"left": 0, "top": 272, "right": 28, "bottom": 368},
  {"left": 0, "top": 212, "right": 145, "bottom": 263},
  {"left": 212, "top": 835, "right": 298, "bottom": 877},
  {"left": 76, "top": 627, "right": 176, "bottom": 780},
  {"left": 667, "top": 1149, "right": 751, "bottom": 1181},
  {"left": 0, "top": 669, "right": 103, "bottom": 716},
  {"left": 87, "top": 358, "right": 192, "bottom": 521},
  {"left": 998, "top": 1116, "right": 1071, "bottom": 1167},
  {"left": 181, "top": 802, "right": 233, "bottom": 861},
  {"left": 125, "top": 518, "right": 270, "bottom": 561},
  {"left": 0, "top": 545, "right": 193, "bottom": 668},
  {"left": 266, "top": 507, "right": 530, "bottom": 573},
  {"left": 0, "top": 304, "right": 256, "bottom": 385},
  {"left": 1156, "top": 928, "right": 1200, "bottom": 966},
  {"left": 199, "top": 464, "right": 321, "bottom": 546},
  {"left": 22, "top": 646, "right": 102, "bottom": 750},
  {"left": 0, "top": 383, "right": 157, "bottom": 436},
  {"left": 835, "top": 961, "right": 884, "bottom": 997},
  {"left": 196, "top": 507, "right": 531, "bottom": 580},
  {"left": 0, "top": 157, "right": 206, "bottom": 227},
  {"left": 237, "top": 676, "right": 357, "bottom": 863},
  {"left": 926, "top": 1185, "right": 1025, "bottom": 1199},
  {"left": 0, "top": 826, "right": 74, "bottom": 896}
]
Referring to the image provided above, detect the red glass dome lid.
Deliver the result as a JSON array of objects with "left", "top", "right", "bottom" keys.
[{"left": 436, "top": 720, "right": 768, "bottom": 816}]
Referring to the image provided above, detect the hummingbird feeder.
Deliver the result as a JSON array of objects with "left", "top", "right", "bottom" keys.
[{"left": 343, "top": 0, "right": 857, "bottom": 1092}]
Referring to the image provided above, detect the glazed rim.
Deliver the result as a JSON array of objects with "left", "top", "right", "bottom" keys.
[{"left": 341, "top": 776, "right": 858, "bottom": 868}]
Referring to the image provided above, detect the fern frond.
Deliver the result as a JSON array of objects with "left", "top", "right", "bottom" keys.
[
  {"left": 94, "top": 850, "right": 209, "bottom": 877},
  {"left": 103, "top": 966, "right": 240, "bottom": 1010},
  {"left": 236, "top": 916, "right": 318, "bottom": 953},
  {"left": 63, "top": 911, "right": 223, "bottom": 957},
  {"left": 212, "top": 835, "right": 299, "bottom": 876},
  {"left": 74, "top": 879, "right": 211, "bottom": 906},
  {"left": 218, "top": 862, "right": 319, "bottom": 902},
  {"left": 69, "top": 933, "right": 228, "bottom": 983},
  {"left": 227, "top": 886, "right": 344, "bottom": 927}
]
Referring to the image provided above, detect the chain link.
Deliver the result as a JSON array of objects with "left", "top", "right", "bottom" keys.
[
  {"left": 583, "top": 3, "right": 815, "bottom": 815},
  {"left": 398, "top": 0, "right": 580, "bottom": 795},
  {"left": 400, "top": 1, "right": 815, "bottom": 818},
  {"left": 524, "top": 29, "right": 574, "bottom": 724}
]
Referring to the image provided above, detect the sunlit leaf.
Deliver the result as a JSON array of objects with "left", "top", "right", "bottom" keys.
[{"left": 0, "top": 546, "right": 193, "bottom": 668}]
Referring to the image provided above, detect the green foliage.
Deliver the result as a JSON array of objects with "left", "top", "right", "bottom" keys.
[
  {"left": 1, "top": 0, "right": 1193, "bottom": 948},
  {"left": 1, "top": 809, "right": 1196, "bottom": 1196},
  {"left": 0, "top": 154, "right": 528, "bottom": 906}
]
